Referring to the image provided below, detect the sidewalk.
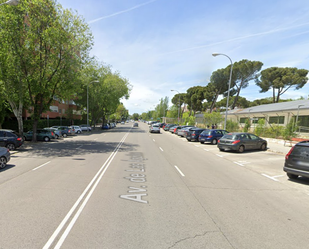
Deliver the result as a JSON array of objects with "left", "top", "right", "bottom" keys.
[{"left": 263, "top": 138, "right": 294, "bottom": 155}]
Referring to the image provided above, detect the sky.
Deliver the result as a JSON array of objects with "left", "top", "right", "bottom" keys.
[{"left": 58, "top": 0, "right": 309, "bottom": 114}]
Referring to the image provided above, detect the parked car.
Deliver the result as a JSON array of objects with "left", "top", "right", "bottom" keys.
[
  {"left": 186, "top": 128, "right": 206, "bottom": 142},
  {"left": 44, "top": 127, "right": 62, "bottom": 139},
  {"left": 0, "top": 129, "right": 24, "bottom": 150},
  {"left": 149, "top": 124, "right": 160, "bottom": 133},
  {"left": 169, "top": 126, "right": 180, "bottom": 133},
  {"left": 102, "top": 124, "right": 110, "bottom": 129},
  {"left": 284, "top": 140, "right": 309, "bottom": 179},
  {"left": 177, "top": 126, "right": 195, "bottom": 137},
  {"left": 80, "top": 124, "right": 92, "bottom": 131},
  {"left": 52, "top": 126, "right": 76, "bottom": 137},
  {"left": 199, "top": 129, "right": 229, "bottom": 145},
  {"left": 164, "top": 124, "right": 176, "bottom": 131},
  {"left": 217, "top": 132, "right": 267, "bottom": 153},
  {"left": 0, "top": 147, "right": 10, "bottom": 169},
  {"left": 133, "top": 123, "right": 138, "bottom": 127},
  {"left": 24, "top": 129, "right": 56, "bottom": 142},
  {"left": 69, "top": 125, "right": 82, "bottom": 134}
]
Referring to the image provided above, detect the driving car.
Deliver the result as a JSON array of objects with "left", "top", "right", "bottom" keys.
[
  {"left": 0, "top": 147, "right": 10, "bottom": 169},
  {"left": 284, "top": 140, "right": 309, "bottom": 179},
  {"left": 199, "top": 129, "right": 229, "bottom": 145},
  {"left": 0, "top": 129, "right": 24, "bottom": 150},
  {"left": 217, "top": 132, "right": 267, "bottom": 153},
  {"left": 149, "top": 124, "right": 160, "bottom": 133}
]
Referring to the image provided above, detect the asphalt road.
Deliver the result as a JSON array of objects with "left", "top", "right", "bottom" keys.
[{"left": 1, "top": 122, "right": 309, "bottom": 249}]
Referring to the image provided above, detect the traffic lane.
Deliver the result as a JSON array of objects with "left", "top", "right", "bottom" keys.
[
  {"left": 60, "top": 125, "right": 234, "bottom": 249},
  {"left": 0, "top": 130, "right": 130, "bottom": 248},
  {"left": 148, "top": 129, "right": 309, "bottom": 248}
]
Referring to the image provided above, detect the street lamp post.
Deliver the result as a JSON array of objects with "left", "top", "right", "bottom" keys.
[
  {"left": 295, "top": 104, "right": 304, "bottom": 132},
  {"left": 171, "top": 89, "right": 180, "bottom": 124},
  {"left": 87, "top": 80, "right": 99, "bottom": 132},
  {"left": 0, "top": 0, "right": 19, "bottom": 6},
  {"left": 212, "top": 53, "right": 233, "bottom": 130}
]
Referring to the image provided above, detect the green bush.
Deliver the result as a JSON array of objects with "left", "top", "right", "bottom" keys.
[{"left": 226, "top": 120, "right": 239, "bottom": 132}]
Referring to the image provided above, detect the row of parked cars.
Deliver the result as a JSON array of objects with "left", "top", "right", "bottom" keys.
[
  {"left": 0, "top": 124, "right": 93, "bottom": 168},
  {"left": 160, "top": 123, "right": 268, "bottom": 153}
]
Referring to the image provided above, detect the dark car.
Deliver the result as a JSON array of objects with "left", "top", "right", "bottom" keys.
[
  {"left": 24, "top": 129, "right": 56, "bottom": 142},
  {"left": 284, "top": 141, "right": 309, "bottom": 179},
  {"left": 0, "top": 129, "right": 24, "bottom": 150},
  {"left": 217, "top": 132, "right": 267, "bottom": 153},
  {"left": 164, "top": 124, "right": 176, "bottom": 131},
  {"left": 133, "top": 123, "right": 138, "bottom": 127},
  {"left": 186, "top": 128, "right": 205, "bottom": 142},
  {"left": 198, "top": 129, "right": 229, "bottom": 145},
  {"left": 0, "top": 147, "right": 10, "bottom": 169}
]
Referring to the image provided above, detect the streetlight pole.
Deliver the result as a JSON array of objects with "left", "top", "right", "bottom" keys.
[
  {"left": 0, "top": 0, "right": 19, "bottom": 6},
  {"left": 212, "top": 53, "right": 233, "bottom": 130},
  {"left": 87, "top": 80, "right": 99, "bottom": 132},
  {"left": 295, "top": 104, "right": 304, "bottom": 132},
  {"left": 171, "top": 89, "right": 180, "bottom": 124}
]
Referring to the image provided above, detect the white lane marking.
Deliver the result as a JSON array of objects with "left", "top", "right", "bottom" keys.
[
  {"left": 94, "top": 138, "right": 98, "bottom": 141},
  {"left": 204, "top": 149, "right": 209, "bottom": 151},
  {"left": 175, "top": 165, "right": 185, "bottom": 176},
  {"left": 262, "top": 174, "right": 283, "bottom": 182},
  {"left": 159, "top": 147, "right": 163, "bottom": 152},
  {"left": 43, "top": 132, "right": 129, "bottom": 249},
  {"left": 153, "top": 139, "right": 155, "bottom": 142},
  {"left": 32, "top": 161, "right": 51, "bottom": 171},
  {"left": 234, "top": 161, "right": 250, "bottom": 167},
  {"left": 216, "top": 154, "right": 224, "bottom": 157}
]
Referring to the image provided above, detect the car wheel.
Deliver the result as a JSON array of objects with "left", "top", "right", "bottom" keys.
[
  {"left": 238, "top": 145, "right": 245, "bottom": 153},
  {"left": 23, "top": 136, "right": 27, "bottom": 141},
  {"left": 77, "top": 131, "right": 81, "bottom": 134},
  {"left": 0, "top": 156, "right": 7, "bottom": 169},
  {"left": 6, "top": 143, "right": 16, "bottom": 151},
  {"left": 200, "top": 141, "right": 204, "bottom": 144},
  {"left": 211, "top": 139, "right": 218, "bottom": 145},
  {"left": 44, "top": 136, "right": 50, "bottom": 142},
  {"left": 55, "top": 134, "right": 59, "bottom": 139},
  {"left": 219, "top": 148, "right": 225, "bottom": 151},
  {"left": 287, "top": 173, "right": 298, "bottom": 180},
  {"left": 260, "top": 143, "right": 267, "bottom": 150},
  {"left": 63, "top": 133, "right": 67, "bottom": 138}
]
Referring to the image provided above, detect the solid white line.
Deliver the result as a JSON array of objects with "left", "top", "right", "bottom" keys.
[
  {"left": 32, "top": 161, "right": 51, "bottom": 171},
  {"left": 159, "top": 147, "right": 163, "bottom": 151},
  {"left": 43, "top": 132, "right": 129, "bottom": 249},
  {"left": 175, "top": 166, "right": 185, "bottom": 176}
]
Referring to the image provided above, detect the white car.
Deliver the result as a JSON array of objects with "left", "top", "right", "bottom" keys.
[
  {"left": 80, "top": 124, "right": 91, "bottom": 131},
  {"left": 69, "top": 125, "right": 82, "bottom": 134},
  {"left": 149, "top": 124, "right": 160, "bottom": 133}
]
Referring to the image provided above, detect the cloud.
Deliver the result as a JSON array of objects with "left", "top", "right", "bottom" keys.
[{"left": 88, "top": 0, "right": 158, "bottom": 24}]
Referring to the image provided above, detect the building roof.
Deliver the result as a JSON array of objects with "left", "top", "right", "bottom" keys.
[{"left": 229, "top": 99, "right": 309, "bottom": 115}]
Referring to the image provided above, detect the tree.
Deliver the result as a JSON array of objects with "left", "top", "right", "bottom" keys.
[
  {"left": 229, "top": 59, "right": 263, "bottom": 109},
  {"left": 203, "top": 112, "right": 224, "bottom": 127},
  {"left": 206, "top": 68, "right": 230, "bottom": 112},
  {"left": 0, "top": 0, "right": 94, "bottom": 140},
  {"left": 132, "top": 113, "right": 139, "bottom": 121},
  {"left": 171, "top": 93, "right": 186, "bottom": 118},
  {"left": 256, "top": 67, "right": 308, "bottom": 103},
  {"left": 186, "top": 86, "right": 205, "bottom": 115}
]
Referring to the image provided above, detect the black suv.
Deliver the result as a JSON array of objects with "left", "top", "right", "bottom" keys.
[
  {"left": 0, "top": 129, "right": 24, "bottom": 150},
  {"left": 284, "top": 141, "right": 309, "bottom": 179}
]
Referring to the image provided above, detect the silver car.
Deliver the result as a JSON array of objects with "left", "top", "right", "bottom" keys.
[
  {"left": 0, "top": 147, "right": 10, "bottom": 169},
  {"left": 149, "top": 124, "right": 160, "bottom": 133}
]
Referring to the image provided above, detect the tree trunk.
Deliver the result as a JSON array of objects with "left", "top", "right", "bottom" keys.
[{"left": 8, "top": 99, "right": 24, "bottom": 136}]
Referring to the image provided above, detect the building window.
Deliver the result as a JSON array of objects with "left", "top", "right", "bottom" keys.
[
  {"left": 252, "top": 117, "right": 265, "bottom": 124},
  {"left": 240, "top": 117, "right": 249, "bottom": 123},
  {"left": 269, "top": 116, "right": 285, "bottom": 124}
]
